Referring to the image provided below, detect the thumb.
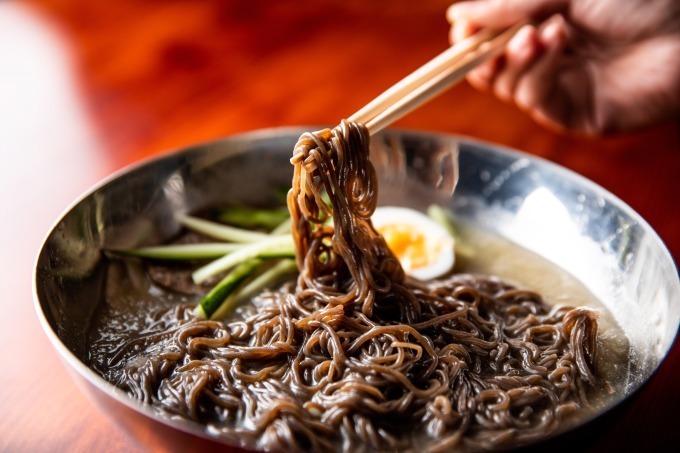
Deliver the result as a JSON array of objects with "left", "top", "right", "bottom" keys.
[{"left": 447, "top": 0, "right": 568, "bottom": 29}]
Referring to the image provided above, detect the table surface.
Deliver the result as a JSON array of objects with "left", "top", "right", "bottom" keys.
[{"left": 1, "top": 1, "right": 678, "bottom": 451}]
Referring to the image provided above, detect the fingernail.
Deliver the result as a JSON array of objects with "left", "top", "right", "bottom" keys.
[
  {"left": 447, "top": 3, "right": 475, "bottom": 22},
  {"left": 446, "top": 5, "right": 458, "bottom": 23},
  {"left": 473, "top": 61, "right": 494, "bottom": 81},
  {"left": 453, "top": 19, "right": 471, "bottom": 42},
  {"left": 508, "top": 25, "right": 535, "bottom": 60},
  {"left": 540, "top": 16, "right": 565, "bottom": 48}
]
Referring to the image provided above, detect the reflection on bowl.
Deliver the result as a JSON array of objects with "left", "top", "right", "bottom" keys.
[{"left": 34, "top": 128, "right": 680, "bottom": 450}]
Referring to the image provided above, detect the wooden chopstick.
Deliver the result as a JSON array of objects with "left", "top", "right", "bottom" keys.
[{"left": 349, "top": 21, "right": 527, "bottom": 135}]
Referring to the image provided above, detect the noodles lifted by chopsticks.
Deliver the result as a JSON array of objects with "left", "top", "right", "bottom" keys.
[
  {"left": 114, "top": 120, "right": 602, "bottom": 451},
  {"left": 289, "top": 120, "right": 405, "bottom": 315}
]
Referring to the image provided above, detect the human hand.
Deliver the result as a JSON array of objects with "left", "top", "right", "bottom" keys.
[{"left": 447, "top": 0, "right": 680, "bottom": 135}]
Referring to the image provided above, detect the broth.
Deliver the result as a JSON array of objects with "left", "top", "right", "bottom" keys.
[
  {"left": 88, "top": 222, "right": 629, "bottom": 450},
  {"left": 87, "top": 115, "right": 623, "bottom": 452}
]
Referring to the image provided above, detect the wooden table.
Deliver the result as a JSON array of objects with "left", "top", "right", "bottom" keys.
[{"left": 1, "top": 1, "right": 678, "bottom": 451}]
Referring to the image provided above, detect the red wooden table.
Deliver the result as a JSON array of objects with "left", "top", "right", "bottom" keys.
[{"left": 1, "top": 1, "right": 677, "bottom": 451}]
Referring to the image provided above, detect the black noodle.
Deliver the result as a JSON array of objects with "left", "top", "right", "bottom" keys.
[{"left": 111, "top": 121, "right": 601, "bottom": 452}]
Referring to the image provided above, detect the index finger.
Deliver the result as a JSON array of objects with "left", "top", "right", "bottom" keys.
[{"left": 447, "top": 0, "right": 568, "bottom": 28}]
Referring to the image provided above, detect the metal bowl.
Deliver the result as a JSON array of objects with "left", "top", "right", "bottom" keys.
[{"left": 34, "top": 128, "right": 680, "bottom": 450}]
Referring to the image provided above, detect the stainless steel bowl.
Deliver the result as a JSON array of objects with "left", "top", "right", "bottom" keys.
[{"left": 34, "top": 128, "right": 680, "bottom": 450}]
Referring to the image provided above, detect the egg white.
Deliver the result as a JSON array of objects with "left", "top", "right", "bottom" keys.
[{"left": 371, "top": 206, "right": 455, "bottom": 280}]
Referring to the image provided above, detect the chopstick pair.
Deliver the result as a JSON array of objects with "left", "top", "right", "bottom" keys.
[{"left": 349, "top": 21, "right": 527, "bottom": 135}]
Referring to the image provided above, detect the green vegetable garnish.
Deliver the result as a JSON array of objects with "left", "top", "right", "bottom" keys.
[
  {"left": 270, "top": 218, "right": 292, "bottom": 235},
  {"left": 215, "top": 206, "right": 290, "bottom": 231},
  {"left": 427, "top": 204, "right": 475, "bottom": 258},
  {"left": 209, "top": 259, "right": 297, "bottom": 320},
  {"left": 426, "top": 204, "right": 457, "bottom": 236},
  {"left": 176, "top": 214, "right": 270, "bottom": 243},
  {"left": 114, "top": 206, "right": 298, "bottom": 320},
  {"left": 112, "top": 243, "right": 242, "bottom": 260},
  {"left": 192, "top": 234, "right": 295, "bottom": 284},
  {"left": 196, "top": 258, "right": 263, "bottom": 319}
]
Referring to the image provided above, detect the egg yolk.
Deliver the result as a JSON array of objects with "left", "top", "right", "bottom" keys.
[{"left": 376, "top": 224, "right": 436, "bottom": 271}]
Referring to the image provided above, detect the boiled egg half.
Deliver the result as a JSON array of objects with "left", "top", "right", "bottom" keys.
[{"left": 371, "top": 206, "right": 455, "bottom": 280}]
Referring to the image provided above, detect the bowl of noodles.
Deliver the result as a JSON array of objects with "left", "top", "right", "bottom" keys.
[{"left": 34, "top": 125, "right": 679, "bottom": 451}]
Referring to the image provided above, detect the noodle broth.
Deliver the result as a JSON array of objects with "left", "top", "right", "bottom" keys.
[
  {"left": 88, "top": 220, "right": 629, "bottom": 451},
  {"left": 453, "top": 223, "right": 630, "bottom": 404},
  {"left": 84, "top": 122, "right": 630, "bottom": 452}
]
